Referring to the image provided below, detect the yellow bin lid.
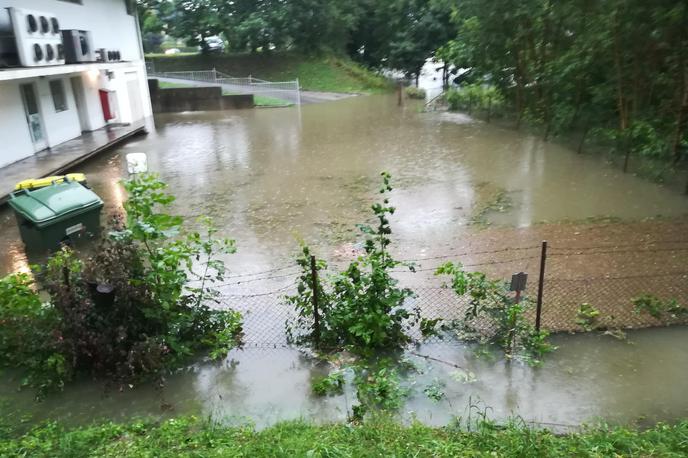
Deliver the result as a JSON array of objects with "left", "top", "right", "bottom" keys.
[{"left": 15, "top": 173, "right": 87, "bottom": 190}]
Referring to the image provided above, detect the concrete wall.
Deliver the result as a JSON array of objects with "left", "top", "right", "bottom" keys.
[
  {"left": 3, "top": 0, "right": 143, "bottom": 62},
  {"left": 148, "top": 79, "right": 254, "bottom": 113},
  {"left": 0, "top": 80, "right": 34, "bottom": 167}
]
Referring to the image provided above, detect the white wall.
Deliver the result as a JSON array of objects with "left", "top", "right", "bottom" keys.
[
  {"left": 35, "top": 75, "right": 81, "bottom": 147},
  {"left": 0, "top": 80, "right": 34, "bottom": 167},
  {"left": 3, "top": 0, "right": 143, "bottom": 62}
]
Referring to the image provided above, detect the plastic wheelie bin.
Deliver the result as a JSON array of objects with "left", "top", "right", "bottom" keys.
[{"left": 8, "top": 178, "right": 103, "bottom": 252}]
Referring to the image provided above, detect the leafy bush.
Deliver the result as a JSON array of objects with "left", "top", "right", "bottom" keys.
[
  {"left": 0, "top": 274, "right": 65, "bottom": 393},
  {"left": 435, "top": 262, "right": 554, "bottom": 363},
  {"left": 445, "top": 84, "right": 504, "bottom": 117},
  {"left": 575, "top": 303, "right": 601, "bottom": 331},
  {"left": 286, "top": 173, "right": 419, "bottom": 357},
  {"left": 0, "top": 174, "right": 243, "bottom": 396},
  {"left": 311, "top": 370, "right": 345, "bottom": 396},
  {"left": 405, "top": 86, "right": 426, "bottom": 99},
  {"left": 632, "top": 294, "right": 686, "bottom": 320}
]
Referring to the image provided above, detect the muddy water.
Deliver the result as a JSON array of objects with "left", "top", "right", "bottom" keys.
[
  {"left": 1, "top": 94, "right": 687, "bottom": 428},
  {"left": 2, "top": 327, "right": 687, "bottom": 430},
  {"left": 0, "top": 95, "right": 686, "bottom": 279}
]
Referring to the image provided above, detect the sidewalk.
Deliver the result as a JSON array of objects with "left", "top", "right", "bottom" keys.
[{"left": 0, "top": 121, "right": 148, "bottom": 204}]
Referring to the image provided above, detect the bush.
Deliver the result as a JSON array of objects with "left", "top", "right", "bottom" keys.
[
  {"left": 445, "top": 84, "right": 504, "bottom": 117},
  {"left": 286, "top": 173, "right": 419, "bottom": 357},
  {"left": 405, "top": 86, "right": 427, "bottom": 99},
  {"left": 0, "top": 174, "right": 243, "bottom": 396}
]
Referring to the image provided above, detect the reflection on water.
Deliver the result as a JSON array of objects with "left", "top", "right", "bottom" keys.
[
  {"left": 1, "top": 94, "right": 686, "bottom": 277},
  {"left": 0, "top": 94, "right": 686, "bottom": 428},
  {"left": 2, "top": 327, "right": 687, "bottom": 430}
]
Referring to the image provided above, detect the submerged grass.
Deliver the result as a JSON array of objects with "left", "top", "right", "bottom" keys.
[{"left": 1, "top": 415, "right": 687, "bottom": 457}]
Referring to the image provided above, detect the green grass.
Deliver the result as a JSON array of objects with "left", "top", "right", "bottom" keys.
[
  {"left": 157, "top": 81, "right": 195, "bottom": 89},
  {"left": 2, "top": 415, "right": 688, "bottom": 457},
  {"left": 147, "top": 52, "right": 393, "bottom": 94}
]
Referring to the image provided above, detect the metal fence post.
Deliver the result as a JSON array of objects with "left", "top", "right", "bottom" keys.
[
  {"left": 535, "top": 240, "right": 548, "bottom": 332},
  {"left": 310, "top": 255, "right": 321, "bottom": 345},
  {"left": 296, "top": 78, "right": 302, "bottom": 107}
]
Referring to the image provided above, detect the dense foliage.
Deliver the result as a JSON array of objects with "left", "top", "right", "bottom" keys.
[
  {"left": 0, "top": 174, "right": 242, "bottom": 396},
  {"left": 137, "top": 0, "right": 453, "bottom": 81},
  {"left": 2, "top": 415, "right": 688, "bottom": 457},
  {"left": 440, "top": 0, "right": 688, "bottom": 180},
  {"left": 435, "top": 262, "right": 554, "bottom": 364},
  {"left": 286, "top": 173, "right": 419, "bottom": 357}
]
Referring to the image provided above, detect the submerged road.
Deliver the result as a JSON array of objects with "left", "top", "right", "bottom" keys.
[{"left": 155, "top": 76, "right": 356, "bottom": 105}]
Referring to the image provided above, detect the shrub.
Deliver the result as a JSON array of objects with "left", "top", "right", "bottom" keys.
[
  {"left": 435, "top": 262, "right": 554, "bottom": 363},
  {"left": 286, "top": 173, "right": 419, "bottom": 357},
  {"left": 445, "top": 84, "right": 504, "bottom": 117},
  {"left": 405, "top": 86, "right": 426, "bottom": 99},
  {"left": 0, "top": 174, "right": 243, "bottom": 396}
]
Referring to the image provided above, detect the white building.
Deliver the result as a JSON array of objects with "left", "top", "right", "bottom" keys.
[{"left": 0, "top": 0, "right": 152, "bottom": 168}]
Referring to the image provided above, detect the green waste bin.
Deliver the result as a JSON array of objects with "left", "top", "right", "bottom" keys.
[{"left": 8, "top": 179, "right": 104, "bottom": 252}]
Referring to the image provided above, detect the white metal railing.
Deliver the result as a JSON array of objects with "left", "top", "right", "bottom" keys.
[{"left": 148, "top": 66, "right": 301, "bottom": 106}]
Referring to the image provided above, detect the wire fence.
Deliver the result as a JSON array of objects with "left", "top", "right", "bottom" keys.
[
  {"left": 146, "top": 65, "right": 301, "bottom": 106},
  {"left": 205, "top": 240, "right": 688, "bottom": 348}
]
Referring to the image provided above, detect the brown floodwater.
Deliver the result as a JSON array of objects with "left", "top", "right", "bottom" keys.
[{"left": 1, "top": 94, "right": 687, "bottom": 428}]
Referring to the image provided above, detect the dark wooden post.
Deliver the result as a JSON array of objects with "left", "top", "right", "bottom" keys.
[
  {"left": 535, "top": 241, "right": 548, "bottom": 332},
  {"left": 486, "top": 95, "right": 492, "bottom": 123},
  {"left": 397, "top": 83, "right": 403, "bottom": 106},
  {"left": 310, "top": 255, "right": 321, "bottom": 345}
]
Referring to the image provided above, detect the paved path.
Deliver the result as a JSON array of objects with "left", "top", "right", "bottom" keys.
[
  {"left": 0, "top": 121, "right": 147, "bottom": 204},
  {"left": 156, "top": 77, "right": 357, "bottom": 105}
]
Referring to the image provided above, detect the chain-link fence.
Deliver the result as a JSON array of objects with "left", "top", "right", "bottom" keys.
[
  {"left": 146, "top": 66, "right": 301, "bottom": 106},
  {"left": 207, "top": 240, "right": 688, "bottom": 348}
]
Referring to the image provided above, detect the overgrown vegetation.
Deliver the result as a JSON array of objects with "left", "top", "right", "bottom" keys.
[
  {"left": 3, "top": 414, "right": 688, "bottom": 457},
  {"left": 405, "top": 86, "right": 427, "bottom": 100},
  {"left": 632, "top": 294, "right": 687, "bottom": 320},
  {"left": 439, "top": 1, "right": 688, "bottom": 185},
  {"left": 435, "top": 263, "right": 554, "bottom": 364},
  {"left": 286, "top": 172, "right": 419, "bottom": 357},
  {"left": 576, "top": 303, "right": 601, "bottom": 331},
  {"left": 0, "top": 174, "right": 242, "bottom": 397},
  {"left": 445, "top": 84, "right": 505, "bottom": 121}
]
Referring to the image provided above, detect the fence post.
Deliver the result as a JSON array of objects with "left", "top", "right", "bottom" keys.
[
  {"left": 535, "top": 240, "right": 548, "bottom": 332},
  {"left": 212, "top": 67, "right": 217, "bottom": 83},
  {"left": 310, "top": 255, "right": 320, "bottom": 345},
  {"left": 296, "top": 78, "right": 302, "bottom": 107}
]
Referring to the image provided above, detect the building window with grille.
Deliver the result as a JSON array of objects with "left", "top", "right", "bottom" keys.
[{"left": 50, "top": 80, "right": 68, "bottom": 112}]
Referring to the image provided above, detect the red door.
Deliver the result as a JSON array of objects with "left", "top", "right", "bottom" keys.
[{"left": 99, "top": 89, "right": 113, "bottom": 121}]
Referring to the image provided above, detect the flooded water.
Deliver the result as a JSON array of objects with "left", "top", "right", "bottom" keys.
[
  {"left": 2, "top": 327, "right": 687, "bottom": 430},
  {"left": 1, "top": 94, "right": 686, "bottom": 278},
  {"left": 1, "top": 94, "right": 687, "bottom": 429}
]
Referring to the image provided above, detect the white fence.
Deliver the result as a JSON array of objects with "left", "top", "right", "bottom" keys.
[{"left": 146, "top": 65, "right": 301, "bottom": 106}]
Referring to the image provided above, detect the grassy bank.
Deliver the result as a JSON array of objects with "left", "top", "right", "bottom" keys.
[
  {"left": 2, "top": 415, "right": 687, "bottom": 457},
  {"left": 146, "top": 52, "right": 392, "bottom": 94}
]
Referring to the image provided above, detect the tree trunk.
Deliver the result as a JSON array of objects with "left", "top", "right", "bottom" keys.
[{"left": 613, "top": 12, "right": 631, "bottom": 172}]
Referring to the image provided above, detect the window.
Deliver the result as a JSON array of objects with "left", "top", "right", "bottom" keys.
[{"left": 49, "top": 80, "right": 68, "bottom": 112}]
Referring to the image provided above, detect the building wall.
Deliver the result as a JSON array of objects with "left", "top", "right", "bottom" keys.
[
  {"left": 3, "top": 0, "right": 142, "bottom": 62},
  {"left": 0, "top": 0, "right": 152, "bottom": 168},
  {"left": 0, "top": 80, "right": 34, "bottom": 167},
  {"left": 36, "top": 75, "right": 81, "bottom": 147}
]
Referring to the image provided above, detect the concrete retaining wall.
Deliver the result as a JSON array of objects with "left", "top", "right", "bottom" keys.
[{"left": 148, "top": 79, "right": 254, "bottom": 113}]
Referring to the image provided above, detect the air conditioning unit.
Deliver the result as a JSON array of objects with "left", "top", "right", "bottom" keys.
[
  {"left": 96, "top": 48, "right": 122, "bottom": 63},
  {"left": 7, "top": 7, "right": 64, "bottom": 67},
  {"left": 62, "top": 30, "right": 95, "bottom": 63}
]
